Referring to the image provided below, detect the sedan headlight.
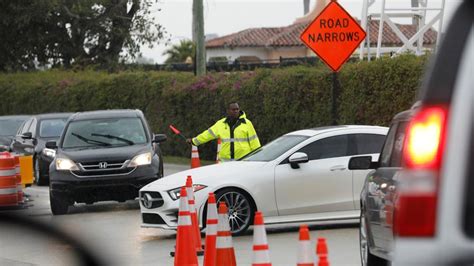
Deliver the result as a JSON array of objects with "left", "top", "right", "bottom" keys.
[
  {"left": 167, "top": 184, "right": 207, "bottom": 200},
  {"left": 129, "top": 152, "right": 152, "bottom": 167},
  {"left": 56, "top": 157, "right": 79, "bottom": 171},
  {"left": 42, "top": 148, "right": 56, "bottom": 158}
]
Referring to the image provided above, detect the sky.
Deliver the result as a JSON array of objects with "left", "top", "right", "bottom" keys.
[{"left": 141, "top": 0, "right": 461, "bottom": 64}]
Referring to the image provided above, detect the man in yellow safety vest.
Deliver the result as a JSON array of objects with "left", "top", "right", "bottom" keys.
[{"left": 187, "top": 102, "right": 261, "bottom": 162}]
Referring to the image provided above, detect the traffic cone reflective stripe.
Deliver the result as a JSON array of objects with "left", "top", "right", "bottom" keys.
[
  {"left": 252, "top": 211, "right": 272, "bottom": 266},
  {"left": 191, "top": 145, "right": 201, "bottom": 168},
  {"left": 204, "top": 193, "right": 218, "bottom": 266},
  {"left": 297, "top": 225, "right": 314, "bottom": 266},
  {"left": 174, "top": 187, "right": 199, "bottom": 266},
  {"left": 216, "top": 139, "right": 221, "bottom": 164},
  {"left": 186, "top": 176, "right": 204, "bottom": 255},
  {"left": 215, "top": 202, "right": 236, "bottom": 266}
]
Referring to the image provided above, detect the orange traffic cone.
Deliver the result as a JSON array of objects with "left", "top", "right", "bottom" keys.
[
  {"left": 215, "top": 202, "right": 237, "bottom": 266},
  {"left": 191, "top": 145, "right": 201, "bottom": 168},
  {"left": 316, "top": 237, "right": 329, "bottom": 266},
  {"left": 252, "top": 211, "right": 272, "bottom": 266},
  {"left": 318, "top": 255, "right": 329, "bottom": 266},
  {"left": 173, "top": 187, "right": 199, "bottom": 266},
  {"left": 13, "top": 154, "right": 23, "bottom": 205},
  {"left": 204, "top": 193, "right": 218, "bottom": 266},
  {"left": 297, "top": 225, "right": 314, "bottom": 266},
  {"left": 215, "top": 139, "right": 221, "bottom": 164},
  {"left": 186, "top": 176, "right": 204, "bottom": 256}
]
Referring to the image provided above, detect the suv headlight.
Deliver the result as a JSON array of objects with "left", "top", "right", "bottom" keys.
[
  {"left": 129, "top": 152, "right": 152, "bottom": 167},
  {"left": 56, "top": 157, "right": 79, "bottom": 171},
  {"left": 167, "top": 184, "right": 207, "bottom": 200},
  {"left": 42, "top": 148, "right": 56, "bottom": 158}
]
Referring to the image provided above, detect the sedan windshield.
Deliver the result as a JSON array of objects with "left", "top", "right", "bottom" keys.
[
  {"left": 242, "top": 135, "right": 309, "bottom": 162},
  {"left": 62, "top": 118, "right": 147, "bottom": 149},
  {"left": 0, "top": 119, "right": 26, "bottom": 136}
]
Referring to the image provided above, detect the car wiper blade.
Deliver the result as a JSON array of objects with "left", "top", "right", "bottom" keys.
[
  {"left": 91, "top": 133, "right": 134, "bottom": 145},
  {"left": 71, "top": 133, "right": 111, "bottom": 146}
]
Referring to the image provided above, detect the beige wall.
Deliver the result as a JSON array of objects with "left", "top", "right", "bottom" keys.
[{"left": 266, "top": 47, "right": 308, "bottom": 60}]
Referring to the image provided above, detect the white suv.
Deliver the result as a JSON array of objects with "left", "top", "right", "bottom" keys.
[{"left": 393, "top": 1, "right": 473, "bottom": 265}]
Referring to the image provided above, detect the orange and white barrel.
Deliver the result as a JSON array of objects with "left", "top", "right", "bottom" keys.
[{"left": 0, "top": 152, "right": 18, "bottom": 207}]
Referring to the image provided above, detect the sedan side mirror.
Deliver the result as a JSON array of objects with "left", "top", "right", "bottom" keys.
[
  {"left": 152, "top": 134, "right": 167, "bottom": 143},
  {"left": 348, "top": 156, "right": 378, "bottom": 170},
  {"left": 45, "top": 141, "right": 57, "bottom": 149},
  {"left": 21, "top": 132, "right": 33, "bottom": 139},
  {"left": 289, "top": 152, "right": 309, "bottom": 169}
]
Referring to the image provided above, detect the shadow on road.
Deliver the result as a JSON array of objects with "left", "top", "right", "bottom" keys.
[{"left": 67, "top": 200, "right": 140, "bottom": 214}]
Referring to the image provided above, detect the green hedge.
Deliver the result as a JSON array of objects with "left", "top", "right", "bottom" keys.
[{"left": 0, "top": 54, "right": 428, "bottom": 160}]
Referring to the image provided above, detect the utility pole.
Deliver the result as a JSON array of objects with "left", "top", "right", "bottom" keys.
[
  {"left": 193, "top": 0, "right": 206, "bottom": 76},
  {"left": 304, "top": 0, "right": 310, "bottom": 15}
]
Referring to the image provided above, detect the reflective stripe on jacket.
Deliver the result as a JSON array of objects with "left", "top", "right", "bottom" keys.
[{"left": 192, "top": 112, "right": 260, "bottom": 161}]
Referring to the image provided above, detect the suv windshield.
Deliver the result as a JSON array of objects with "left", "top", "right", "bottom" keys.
[
  {"left": 39, "top": 119, "right": 68, "bottom": 138},
  {"left": 243, "top": 135, "right": 309, "bottom": 162},
  {"left": 62, "top": 117, "right": 147, "bottom": 149},
  {"left": 0, "top": 119, "right": 26, "bottom": 136}
]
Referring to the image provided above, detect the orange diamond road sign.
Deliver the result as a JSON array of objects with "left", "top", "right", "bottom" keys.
[{"left": 300, "top": 0, "right": 366, "bottom": 72}]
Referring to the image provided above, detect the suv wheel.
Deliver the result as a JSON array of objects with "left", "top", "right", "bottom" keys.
[
  {"left": 50, "top": 191, "right": 70, "bottom": 215},
  {"left": 360, "top": 209, "right": 388, "bottom": 266}
]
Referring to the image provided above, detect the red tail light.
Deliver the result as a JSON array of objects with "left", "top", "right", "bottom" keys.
[{"left": 395, "top": 105, "right": 448, "bottom": 237}]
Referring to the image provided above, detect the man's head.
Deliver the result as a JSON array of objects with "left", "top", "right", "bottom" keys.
[{"left": 226, "top": 102, "right": 240, "bottom": 119}]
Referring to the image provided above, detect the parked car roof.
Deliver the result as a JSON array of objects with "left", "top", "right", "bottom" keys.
[
  {"left": 70, "top": 109, "right": 143, "bottom": 121},
  {"left": 288, "top": 125, "right": 388, "bottom": 137},
  {"left": 34, "top": 113, "right": 74, "bottom": 120}
]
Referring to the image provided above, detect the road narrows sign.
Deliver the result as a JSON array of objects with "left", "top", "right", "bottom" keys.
[{"left": 300, "top": 1, "right": 366, "bottom": 72}]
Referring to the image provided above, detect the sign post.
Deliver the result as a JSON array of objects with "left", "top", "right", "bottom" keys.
[{"left": 300, "top": 0, "right": 366, "bottom": 125}]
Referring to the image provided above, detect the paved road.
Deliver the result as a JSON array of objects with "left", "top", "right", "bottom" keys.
[{"left": 0, "top": 163, "right": 361, "bottom": 266}]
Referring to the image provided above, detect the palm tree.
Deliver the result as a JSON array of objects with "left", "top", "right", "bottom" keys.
[{"left": 162, "top": 40, "right": 195, "bottom": 64}]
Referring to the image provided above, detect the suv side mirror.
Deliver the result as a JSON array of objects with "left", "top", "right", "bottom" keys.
[
  {"left": 45, "top": 141, "right": 57, "bottom": 149},
  {"left": 152, "top": 134, "right": 167, "bottom": 143},
  {"left": 348, "top": 156, "right": 378, "bottom": 170},
  {"left": 21, "top": 132, "right": 33, "bottom": 139},
  {"left": 289, "top": 152, "right": 309, "bottom": 169}
]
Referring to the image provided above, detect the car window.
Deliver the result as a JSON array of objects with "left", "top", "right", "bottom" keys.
[
  {"left": 19, "top": 119, "right": 33, "bottom": 135},
  {"left": 297, "top": 135, "right": 349, "bottom": 160},
  {"left": 62, "top": 117, "right": 148, "bottom": 149},
  {"left": 27, "top": 119, "right": 37, "bottom": 137},
  {"left": 380, "top": 123, "right": 398, "bottom": 167},
  {"left": 0, "top": 119, "right": 26, "bottom": 136},
  {"left": 243, "top": 135, "right": 309, "bottom": 162},
  {"left": 39, "top": 119, "right": 68, "bottom": 138},
  {"left": 354, "top": 134, "right": 386, "bottom": 155},
  {"left": 389, "top": 122, "right": 408, "bottom": 167}
]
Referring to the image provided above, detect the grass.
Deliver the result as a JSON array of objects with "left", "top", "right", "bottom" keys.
[{"left": 163, "top": 156, "right": 216, "bottom": 166}]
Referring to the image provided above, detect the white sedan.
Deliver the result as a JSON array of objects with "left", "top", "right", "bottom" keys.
[{"left": 139, "top": 125, "right": 388, "bottom": 234}]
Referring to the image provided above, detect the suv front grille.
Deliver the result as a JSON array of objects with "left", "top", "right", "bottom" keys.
[{"left": 72, "top": 160, "right": 135, "bottom": 177}]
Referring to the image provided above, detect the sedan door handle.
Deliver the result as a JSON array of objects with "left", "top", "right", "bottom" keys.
[{"left": 330, "top": 165, "right": 346, "bottom": 171}]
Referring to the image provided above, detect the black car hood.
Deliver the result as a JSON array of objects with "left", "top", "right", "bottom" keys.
[{"left": 59, "top": 144, "right": 151, "bottom": 163}]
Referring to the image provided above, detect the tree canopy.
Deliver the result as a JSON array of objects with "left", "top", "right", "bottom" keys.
[
  {"left": 0, "top": 0, "right": 166, "bottom": 71},
  {"left": 162, "top": 39, "right": 195, "bottom": 64}
]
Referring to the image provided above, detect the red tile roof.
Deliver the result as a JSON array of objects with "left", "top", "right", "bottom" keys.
[{"left": 206, "top": 20, "right": 437, "bottom": 48}]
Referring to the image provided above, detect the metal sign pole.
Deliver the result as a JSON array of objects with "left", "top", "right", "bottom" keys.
[{"left": 331, "top": 71, "right": 338, "bottom": 125}]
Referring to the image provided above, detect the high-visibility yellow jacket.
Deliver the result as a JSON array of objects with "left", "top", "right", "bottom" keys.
[{"left": 192, "top": 112, "right": 261, "bottom": 161}]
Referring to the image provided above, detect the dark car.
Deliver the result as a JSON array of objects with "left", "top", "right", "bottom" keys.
[
  {"left": 47, "top": 109, "right": 166, "bottom": 215},
  {"left": 0, "top": 115, "right": 30, "bottom": 151},
  {"left": 349, "top": 106, "right": 414, "bottom": 266},
  {"left": 11, "top": 113, "right": 72, "bottom": 185}
]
